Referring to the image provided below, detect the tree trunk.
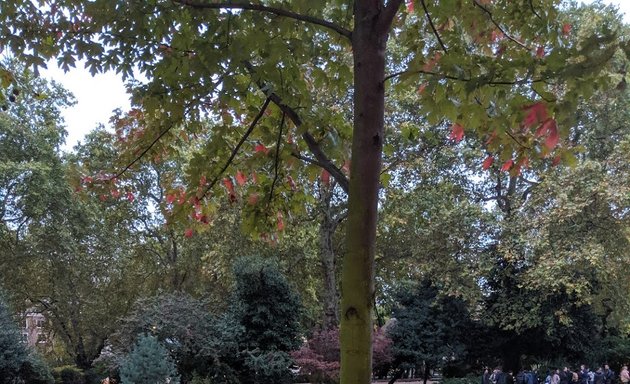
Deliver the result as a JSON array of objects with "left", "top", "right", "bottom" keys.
[
  {"left": 320, "top": 185, "right": 340, "bottom": 330},
  {"left": 423, "top": 363, "right": 431, "bottom": 384},
  {"left": 340, "top": 1, "right": 388, "bottom": 383}
]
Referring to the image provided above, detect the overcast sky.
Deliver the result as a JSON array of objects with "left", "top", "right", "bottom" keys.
[{"left": 42, "top": 0, "right": 630, "bottom": 151}]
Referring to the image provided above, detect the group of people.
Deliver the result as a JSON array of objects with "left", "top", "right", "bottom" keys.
[{"left": 483, "top": 365, "right": 630, "bottom": 384}]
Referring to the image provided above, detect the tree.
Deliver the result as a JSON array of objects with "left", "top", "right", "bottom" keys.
[
  {"left": 0, "top": 294, "right": 30, "bottom": 383},
  {"left": 119, "top": 334, "right": 180, "bottom": 384},
  {"left": 107, "top": 293, "right": 222, "bottom": 382},
  {"left": 1, "top": 2, "right": 622, "bottom": 382},
  {"left": 388, "top": 280, "right": 472, "bottom": 384},
  {"left": 224, "top": 257, "right": 303, "bottom": 384},
  {"left": 0, "top": 294, "right": 54, "bottom": 384}
]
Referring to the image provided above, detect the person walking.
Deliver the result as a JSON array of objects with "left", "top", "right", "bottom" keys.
[
  {"left": 552, "top": 369, "right": 561, "bottom": 384},
  {"left": 620, "top": 366, "right": 629, "bottom": 384},
  {"left": 603, "top": 364, "right": 615, "bottom": 384}
]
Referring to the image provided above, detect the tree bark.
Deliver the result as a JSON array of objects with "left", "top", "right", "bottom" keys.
[
  {"left": 340, "top": 1, "right": 388, "bottom": 382},
  {"left": 319, "top": 184, "right": 340, "bottom": 330}
]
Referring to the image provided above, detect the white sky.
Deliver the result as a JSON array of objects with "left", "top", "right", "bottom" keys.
[{"left": 42, "top": 0, "right": 630, "bottom": 151}]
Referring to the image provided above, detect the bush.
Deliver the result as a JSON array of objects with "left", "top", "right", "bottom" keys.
[
  {"left": 52, "top": 365, "right": 85, "bottom": 384},
  {"left": 19, "top": 354, "right": 54, "bottom": 384},
  {"left": 291, "top": 328, "right": 340, "bottom": 383},
  {"left": 119, "top": 334, "right": 180, "bottom": 384}
]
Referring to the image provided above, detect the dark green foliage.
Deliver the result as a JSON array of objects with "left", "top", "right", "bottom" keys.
[
  {"left": 0, "top": 296, "right": 29, "bottom": 383},
  {"left": 388, "top": 280, "right": 472, "bottom": 378},
  {"left": 109, "top": 293, "right": 220, "bottom": 382},
  {"left": 119, "top": 334, "right": 180, "bottom": 384},
  {"left": 0, "top": 295, "right": 53, "bottom": 384},
  {"left": 52, "top": 366, "right": 85, "bottom": 384},
  {"left": 222, "top": 257, "right": 303, "bottom": 384},
  {"left": 231, "top": 257, "right": 302, "bottom": 352},
  {"left": 19, "top": 354, "right": 55, "bottom": 384},
  {"left": 587, "top": 335, "right": 630, "bottom": 370}
]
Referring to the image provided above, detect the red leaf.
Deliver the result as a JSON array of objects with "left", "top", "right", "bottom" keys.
[
  {"left": 247, "top": 193, "right": 259, "bottom": 205},
  {"left": 236, "top": 170, "right": 247, "bottom": 186},
  {"left": 518, "top": 156, "right": 530, "bottom": 169},
  {"left": 545, "top": 123, "right": 559, "bottom": 150},
  {"left": 562, "top": 23, "right": 572, "bottom": 36},
  {"left": 126, "top": 191, "right": 135, "bottom": 202},
  {"left": 277, "top": 212, "right": 285, "bottom": 231},
  {"left": 254, "top": 143, "right": 269, "bottom": 154},
  {"left": 501, "top": 159, "right": 514, "bottom": 172},
  {"left": 535, "top": 117, "right": 555, "bottom": 137},
  {"left": 406, "top": 0, "right": 414, "bottom": 13},
  {"left": 177, "top": 190, "right": 186, "bottom": 205},
  {"left": 482, "top": 155, "right": 494, "bottom": 170},
  {"left": 321, "top": 170, "right": 330, "bottom": 186},
  {"left": 423, "top": 52, "right": 442, "bottom": 72},
  {"left": 491, "top": 29, "right": 503, "bottom": 42},
  {"left": 536, "top": 46, "right": 545, "bottom": 58},
  {"left": 523, "top": 102, "right": 548, "bottom": 128},
  {"left": 449, "top": 123, "right": 465, "bottom": 142},
  {"left": 184, "top": 228, "right": 194, "bottom": 238},
  {"left": 486, "top": 130, "right": 498, "bottom": 145},
  {"left": 552, "top": 155, "right": 561, "bottom": 166},
  {"left": 166, "top": 193, "right": 176, "bottom": 204},
  {"left": 417, "top": 83, "right": 427, "bottom": 95},
  {"left": 111, "top": 189, "right": 120, "bottom": 198},
  {"left": 287, "top": 175, "right": 296, "bottom": 191},
  {"left": 223, "top": 178, "right": 235, "bottom": 195},
  {"left": 199, "top": 175, "right": 207, "bottom": 186},
  {"left": 251, "top": 172, "right": 259, "bottom": 184}
]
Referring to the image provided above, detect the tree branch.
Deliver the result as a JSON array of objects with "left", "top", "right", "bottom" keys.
[
  {"left": 243, "top": 61, "right": 350, "bottom": 193},
  {"left": 472, "top": 0, "right": 529, "bottom": 50},
  {"left": 378, "top": 0, "right": 404, "bottom": 34},
  {"left": 384, "top": 67, "right": 545, "bottom": 85},
  {"left": 268, "top": 111, "right": 285, "bottom": 205},
  {"left": 172, "top": 0, "right": 352, "bottom": 39},
  {"left": 198, "top": 98, "right": 271, "bottom": 200},
  {"left": 113, "top": 124, "right": 174, "bottom": 180},
  {"left": 420, "top": 0, "right": 448, "bottom": 53}
]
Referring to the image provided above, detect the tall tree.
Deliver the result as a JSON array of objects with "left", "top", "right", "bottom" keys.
[{"left": 1, "top": 2, "right": 622, "bottom": 382}]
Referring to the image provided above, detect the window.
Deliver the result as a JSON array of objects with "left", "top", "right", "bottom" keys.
[
  {"left": 36, "top": 319, "right": 45, "bottom": 328},
  {"left": 37, "top": 333, "right": 47, "bottom": 343},
  {"left": 21, "top": 333, "right": 28, "bottom": 343}
]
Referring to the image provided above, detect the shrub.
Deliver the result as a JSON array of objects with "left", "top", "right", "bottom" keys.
[
  {"left": 291, "top": 328, "right": 340, "bottom": 383},
  {"left": 19, "top": 354, "right": 54, "bottom": 384},
  {"left": 52, "top": 365, "right": 85, "bottom": 384},
  {"left": 119, "top": 334, "right": 180, "bottom": 384}
]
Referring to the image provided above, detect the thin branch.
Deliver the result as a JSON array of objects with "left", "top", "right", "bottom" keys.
[
  {"left": 290, "top": 152, "right": 327, "bottom": 169},
  {"left": 420, "top": 0, "right": 448, "bottom": 53},
  {"left": 113, "top": 125, "right": 174, "bottom": 179},
  {"left": 198, "top": 98, "right": 271, "bottom": 200},
  {"left": 473, "top": 0, "right": 529, "bottom": 50},
  {"left": 378, "top": 0, "right": 405, "bottom": 34},
  {"left": 529, "top": 0, "right": 542, "bottom": 19},
  {"left": 172, "top": 0, "right": 352, "bottom": 39},
  {"left": 505, "top": 130, "right": 531, "bottom": 149},
  {"left": 268, "top": 111, "right": 286, "bottom": 205},
  {"left": 384, "top": 67, "right": 545, "bottom": 85},
  {"left": 243, "top": 61, "right": 350, "bottom": 193}
]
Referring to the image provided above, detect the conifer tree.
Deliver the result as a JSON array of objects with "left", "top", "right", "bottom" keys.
[{"left": 119, "top": 334, "right": 180, "bottom": 384}]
